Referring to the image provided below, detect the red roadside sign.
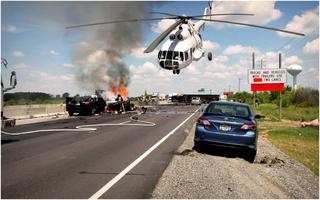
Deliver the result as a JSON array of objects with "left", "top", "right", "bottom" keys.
[
  {"left": 251, "top": 83, "right": 285, "bottom": 92},
  {"left": 248, "top": 69, "right": 287, "bottom": 92}
]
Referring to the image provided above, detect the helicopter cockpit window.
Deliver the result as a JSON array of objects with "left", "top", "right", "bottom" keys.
[
  {"left": 160, "top": 51, "right": 166, "bottom": 59},
  {"left": 158, "top": 51, "right": 161, "bottom": 59},
  {"left": 185, "top": 51, "right": 189, "bottom": 60},
  {"left": 166, "top": 51, "right": 173, "bottom": 60},
  {"left": 173, "top": 51, "right": 179, "bottom": 60},
  {"left": 180, "top": 52, "right": 184, "bottom": 61}
]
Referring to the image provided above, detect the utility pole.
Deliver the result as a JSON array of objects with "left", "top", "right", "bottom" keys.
[
  {"left": 252, "top": 52, "right": 256, "bottom": 112},
  {"left": 238, "top": 78, "right": 241, "bottom": 92},
  {"left": 279, "top": 53, "right": 282, "bottom": 121}
]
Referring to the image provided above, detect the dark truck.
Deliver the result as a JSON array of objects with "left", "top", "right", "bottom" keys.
[{"left": 66, "top": 95, "right": 106, "bottom": 116}]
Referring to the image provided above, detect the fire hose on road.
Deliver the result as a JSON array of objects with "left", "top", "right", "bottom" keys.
[{"left": 1, "top": 112, "right": 156, "bottom": 136}]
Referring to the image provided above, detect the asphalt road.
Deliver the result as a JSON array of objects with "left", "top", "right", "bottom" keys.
[{"left": 1, "top": 105, "right": 200, "bottom": 199}]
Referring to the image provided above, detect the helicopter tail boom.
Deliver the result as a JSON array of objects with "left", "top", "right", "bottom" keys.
[{"left": 194, "top": 6, "right": 211, "bottom": 32}]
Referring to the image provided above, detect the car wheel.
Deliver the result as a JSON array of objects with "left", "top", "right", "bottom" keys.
[
  {"left": 245, "top": 149, "right": 256, "bottom": 163},
  {"left": 68, "top": 111, "right": 74, "bottom": 116},
  {"left": 193, "top": 141, "right": 204, "bottom": 152}
]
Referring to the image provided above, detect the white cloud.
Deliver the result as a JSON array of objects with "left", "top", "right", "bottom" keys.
[
  {"left": 14, "top": 63, "right": 28, "bottom": 69},
  {"left": 63, "top": 63, "right": 75, "bottom": 68},
  {"left": 29, "top": 70, "right": 75, "bottom": 82},
  {"left": 129, "top": 62, "right": 158, "bottom": 75},
  {"left": 13, "top": 51, "right": 25, "bottom": 57},
  {"left": 214, "top": 55, "right": 229, "bottom": 63},
  {"left": 306, "top": 67, "right": 316, "bottom": 73},
  {"left": 210, "top": 2, "right": 281, "bottom": 27},
  {"left": 131, "top": 47, "right": 157, "bottom": 58},
  {"left": 2, "top": 25, "right": 17, "bottom": 33},
  {"left": 151, "top": 19, "right": 176, "bottom": 33},
  {"left": 303, "top": 38, "right": 319, "bottom": 55},
  {"left": 184, "top": 63, "right": 200, "bottom": 75},
  {"left": 255, "top": 51, "right": 303, "bottom": 68},
  {"left": 223, "top": 45, "right": 258, "bottom": 55},
  {"left": 59, "top": 75, "right": 75, "bottom": 81},
  {"left": 203, "top": 71, "right": 227, "bottom": 79},
  {"left": 278, "top": 7, "right": 319, "bottom": 37},
  {"left": 284, "top": 56, "right": 303, "bottom": 66},
  {"left": 49, "top": 50, "right": 60, "bottom": 56},
  {"left": 202, "top": 40, "right": 220, "bottom": 50}
]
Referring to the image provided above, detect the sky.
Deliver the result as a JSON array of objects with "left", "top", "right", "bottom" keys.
[{"left": 1, "top": 1, "right": 319, "bottom": 97}]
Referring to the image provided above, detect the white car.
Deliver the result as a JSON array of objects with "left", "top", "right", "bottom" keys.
[{"left": 191, "top": 97, "right": 201, "bottom": 105}]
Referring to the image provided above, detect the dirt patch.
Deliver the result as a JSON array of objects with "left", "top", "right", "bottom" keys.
[
  {"left": 173, "top": 149, "right": 194, "bottom": 156},
  {"left": 256, "top": 155, "right": 285, "bottom": 167}
]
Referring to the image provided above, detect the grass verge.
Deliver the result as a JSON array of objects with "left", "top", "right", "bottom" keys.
[
  {"left": 256, "top": 104, "right": 318, "bottom": 121},
  {"left": 259, "top": 120, "right": 319, "bottom": 176}
]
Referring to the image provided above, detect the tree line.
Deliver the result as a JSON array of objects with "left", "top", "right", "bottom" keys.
[
  {"left": 227, "top": 86, "right": 319, "bottom": 107},
  {"left": 3, "top": 92, "right": 70, "bottom": 106}
]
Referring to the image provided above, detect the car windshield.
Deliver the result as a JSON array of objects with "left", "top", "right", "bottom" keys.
[
  {"left": 205, "top": 103, "right": 252, "bottom": 118},
  {"left": 73, "top": 96, "right": 91, "bottom": 102}
]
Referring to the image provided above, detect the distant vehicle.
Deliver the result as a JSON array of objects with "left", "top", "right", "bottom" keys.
[
  {"left": 194, "top": 101, "right": 261, "bottom": 162},
  {"left": 66, "top": 95, "right": 106, "bottom": 116},
  {"left": 191, "top": 96, "right": 201, "bottom": 105}
]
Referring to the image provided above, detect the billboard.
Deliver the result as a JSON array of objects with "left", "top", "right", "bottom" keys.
[
  {"left": 248, "top": 69, "right": 287, "bottom": 92},
  {"left": 248, "top": 69, "right": 287, "bottom": 84}
]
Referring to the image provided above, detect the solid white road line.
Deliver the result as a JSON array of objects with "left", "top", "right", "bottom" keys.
[{"left": 89, "top": 107, "right": 200, "bottom": 199}]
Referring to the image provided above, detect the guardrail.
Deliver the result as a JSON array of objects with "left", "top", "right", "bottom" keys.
[{"left": 3, "top": 104, "right": 67, "bottom": 119}]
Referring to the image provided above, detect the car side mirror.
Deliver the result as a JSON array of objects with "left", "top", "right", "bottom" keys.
[
  {"left": 10, "top": 71, "right": 17, "bottom": 87},
  {"left": 255, "top": 114, "right": 264, "bottom": 119}
]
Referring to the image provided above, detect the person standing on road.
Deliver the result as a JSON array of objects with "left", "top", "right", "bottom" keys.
[{"left": 116, "top": 94, "right": 124, "bottom": 114}]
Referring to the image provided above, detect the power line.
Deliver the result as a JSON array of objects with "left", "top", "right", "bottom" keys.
[{"left": 283, "top": 34, "right": 318, "bottom": 56}]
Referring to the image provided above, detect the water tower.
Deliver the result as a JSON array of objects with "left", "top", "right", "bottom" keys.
[{"left": 287, "top": 64, "right": 302, "bottom": 90}]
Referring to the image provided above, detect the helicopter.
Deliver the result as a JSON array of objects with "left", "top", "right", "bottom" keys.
[{"left": 66, "top": 3, "right": 305, "bottom": 75}]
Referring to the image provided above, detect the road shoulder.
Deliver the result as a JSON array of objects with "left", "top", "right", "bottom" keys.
[{"left": 152, "top": 124, "right": 319, "bottom": 199}]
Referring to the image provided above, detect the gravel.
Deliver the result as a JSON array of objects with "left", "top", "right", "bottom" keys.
[{"left": 152, "top": 125, "right": 319, "bottom": 199}]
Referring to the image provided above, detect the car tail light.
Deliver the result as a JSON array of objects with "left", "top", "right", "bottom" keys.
[
  {"left": 197, "top": 117, "right": 211, "bottom": 126},
  {"left": 84, "top": 102, "right": 91, "bottom": 106},
  {"left": 241, "top": 124, "right": 257, "bottom": 131}
]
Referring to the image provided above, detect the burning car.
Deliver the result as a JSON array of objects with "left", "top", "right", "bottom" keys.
[{"left": 66, "top": 95, "right": 106, "bottom": 116}]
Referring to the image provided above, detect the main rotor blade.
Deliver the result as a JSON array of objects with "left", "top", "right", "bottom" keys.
[
  {"left": 191, "top": 13, "right": 254, "bottom": 18},
  {"left": 66, "top": 17, "right": 176, "bottom": 29},
  {"left": 196, "top": 18, "right": 305, "bottom": 36},
  {"left": 144, "top": 20, "right": 182, "bottom": 53},
  {"left": 149, "top": 12, "right": 180, "bottom": 17}
]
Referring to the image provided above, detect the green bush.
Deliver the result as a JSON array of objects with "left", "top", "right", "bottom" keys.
[
  {"left": 293, "top": 87, "right": 319, "bottom": 107},
  {"left": 227, "top": 92, "right": 252, "bottom": 104}
]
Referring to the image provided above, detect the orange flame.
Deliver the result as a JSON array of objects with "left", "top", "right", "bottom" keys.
[
  {"left": 109, "top": 85, "right": 128, "bottom": 100},
  {"left": 119, "top": 85, "right": 128, "bottom": 99}
]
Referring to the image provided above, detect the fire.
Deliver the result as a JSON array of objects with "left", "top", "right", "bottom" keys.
[
  {"left": 109, "top": 85, "right": 128, "bottom": 100},
  {"left": 119, "top": 85, "right": 128, "bottom": 99}
]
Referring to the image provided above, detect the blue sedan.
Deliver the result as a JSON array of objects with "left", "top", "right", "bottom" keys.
[{"left": 194, "top": 101, "right": 260, "bottom": 162}]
